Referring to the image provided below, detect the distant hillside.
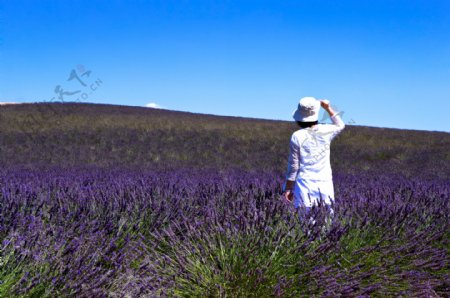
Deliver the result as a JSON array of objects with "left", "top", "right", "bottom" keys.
[{"left": 1, "top": 102, "right": 449, "bottom": 179}]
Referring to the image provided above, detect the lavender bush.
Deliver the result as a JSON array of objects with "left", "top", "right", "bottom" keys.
[{"left": 0, "top": 167, "right": 448, "bottom": 296}]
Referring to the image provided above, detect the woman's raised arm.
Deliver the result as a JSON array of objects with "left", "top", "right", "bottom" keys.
[{"left": 320, "top": 99, "right": 346, "bottom": 140}]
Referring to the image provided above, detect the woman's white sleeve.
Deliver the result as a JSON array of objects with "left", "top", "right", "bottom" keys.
[
  {"left": 329, "top": 114, "right": 346, "bottom": 140},
  {"left": 285, "top": 134, "right": 300, "bottom": 181}
]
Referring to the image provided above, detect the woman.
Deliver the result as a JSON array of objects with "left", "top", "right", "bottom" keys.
[{"left": 282, "top": 97, "right": 345, "bottom": 215}]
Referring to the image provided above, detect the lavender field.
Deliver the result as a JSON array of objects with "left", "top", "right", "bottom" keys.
[{"left": 0, "top": 103, "right": 449, "bottom": 297}]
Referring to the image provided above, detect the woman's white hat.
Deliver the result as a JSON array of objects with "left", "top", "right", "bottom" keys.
[{"left": 292, "top": 96, "right": 321, "bottom": 122}]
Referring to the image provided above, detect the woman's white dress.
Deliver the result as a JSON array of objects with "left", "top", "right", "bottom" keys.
[{"left": 285, "top": 114, "right": 345, "bottom": 208}]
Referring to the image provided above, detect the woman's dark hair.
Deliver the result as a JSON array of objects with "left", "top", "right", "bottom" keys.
[{"left": 296, "top": 120, "right": 319, "bottom": 128}]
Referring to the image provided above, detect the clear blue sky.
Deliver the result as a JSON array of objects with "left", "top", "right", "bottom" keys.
[{"left": 1, "top": 0, "right": 449, "bottom": 132}]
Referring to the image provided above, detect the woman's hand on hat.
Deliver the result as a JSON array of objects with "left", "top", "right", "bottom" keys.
[{"left": 320, "top": 99, "right": 330, "bottom": 109}]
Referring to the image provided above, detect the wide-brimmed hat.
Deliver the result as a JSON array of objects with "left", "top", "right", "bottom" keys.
[{"left": 292, "top": 96, "right": 321, "bottom": 122}]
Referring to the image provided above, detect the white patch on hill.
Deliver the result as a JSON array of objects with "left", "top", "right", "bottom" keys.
[
  {"left": 145, "top": 102, "right": 163, "bottom": 109},
  {"left": 0, "top": 102, "right": 21, "bottom": 106}
]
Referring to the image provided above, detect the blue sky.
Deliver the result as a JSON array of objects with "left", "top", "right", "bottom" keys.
[{"left": 1, "top": 0, "right": 449, "bottom": 132}]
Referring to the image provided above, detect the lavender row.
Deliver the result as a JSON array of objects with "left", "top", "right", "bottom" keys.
[{"left": 0, "top": 167, "right": 448, "bottom": 296}]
